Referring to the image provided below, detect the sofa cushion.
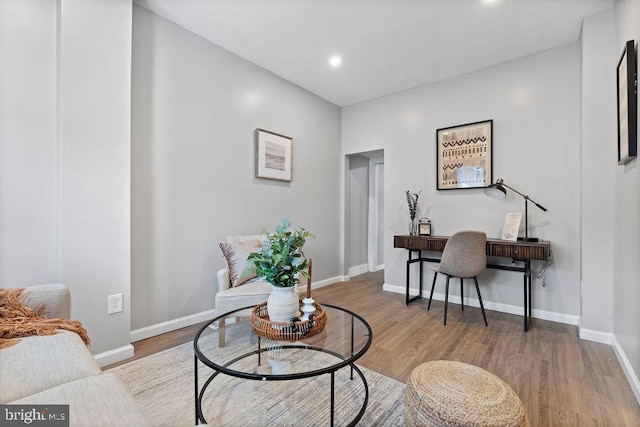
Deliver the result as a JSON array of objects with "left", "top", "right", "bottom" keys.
[
  {"left": 11, "top": 373, "right": 151, "bottom": 426},
  {"left": 21, "top": 284, "right": 71, "bottom": 319},
  {"left": 0, "top": 330, "right": 101, "bottom": 403},
  {"left": 218, "top": 237, "right": 263, "bottom": 287}
]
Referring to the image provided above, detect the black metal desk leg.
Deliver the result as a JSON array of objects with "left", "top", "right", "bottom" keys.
[
  {"left": 523, "top": 261, "right": 532, "bottom": 332},
  {"left": 405, "top": 250, "right": 423, "bottom": 305},
  {"left": 418, "top": 250, "right": 423, "bottom": 299},
  {"left": 405, "top": 250, "right": 412, "bottom": 305},
  {"left": 527, "top": 261, "right": 533, "bottom": 329}
]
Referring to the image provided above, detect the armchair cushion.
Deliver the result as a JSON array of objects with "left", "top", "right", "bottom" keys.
[
  {"left": 218, "top": 235, "right": 265, "bottom": 287},
  {"left": 218, "top": 241, "right": 260, "bottom": 287}
]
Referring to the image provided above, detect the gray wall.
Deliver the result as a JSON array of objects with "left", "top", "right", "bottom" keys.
[
  {"left": 342, "top": 43, "right": 582, "bottom": 323},
  {"left": 613, "top": 0, "right": 640, "bottom": 402},
  {"left": 346, "top": 155, "right": 370, "bottom": 272},
  {"left": 580, "top": 10, "right": 616, "bottom": 341},
  {"left": 0, "top": 0, "right": 58, "bottom": 285},
  {"left": 131, "top": 6, "right": 342, "bottom": 330},
  {"left": 0, "top": 0, "right": 132, "bottom": 358}
]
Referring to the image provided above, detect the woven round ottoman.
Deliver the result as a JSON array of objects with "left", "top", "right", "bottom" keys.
[{"left": 404, "top": 361, "right": 529, "bottom": 427}]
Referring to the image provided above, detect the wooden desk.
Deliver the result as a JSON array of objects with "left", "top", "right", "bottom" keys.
[{"left": 394, "top": 235, "right": 551, "bottom": 331}]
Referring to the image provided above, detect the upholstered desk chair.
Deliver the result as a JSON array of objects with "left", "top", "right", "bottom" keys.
[{"left": 428, "top": 230, "right": 488, "bottom": 326}]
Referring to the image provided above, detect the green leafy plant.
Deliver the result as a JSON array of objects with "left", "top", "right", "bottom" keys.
[{"left": 247, "top": 219, "right": 315, "bottom": 288}]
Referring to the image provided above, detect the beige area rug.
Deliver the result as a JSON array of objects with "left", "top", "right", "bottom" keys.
[{"left": 107, "top": 331, "right": 405, "bottom": 426}]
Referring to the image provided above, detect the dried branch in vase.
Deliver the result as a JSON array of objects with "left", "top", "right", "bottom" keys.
[{"left": 405, "top": 190, "right": 421, "bottom": 220}]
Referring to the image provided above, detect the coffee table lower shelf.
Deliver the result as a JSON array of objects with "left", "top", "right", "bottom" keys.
[
  {"left": 193, "top": 303, "right": 373, "bottom": 427},
  {"left": 194, "top": 346, "right": 369, "bottom": 427}
]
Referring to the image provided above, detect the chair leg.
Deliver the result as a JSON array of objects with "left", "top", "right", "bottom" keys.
[
  {"left": 219, "top": 317, "right": 226, "bottom": 347},
  {"left": 473, "top": 276, "right": 488, "bottom": 326},
  {"left": 428, "top": 272, "right": 438, "bottom": 311},
  {"left": 444, "top": 275, "right": 450, "bottom": 325},
  {"left": 460, "top": 277, "right": 464, "bottom": 311}
]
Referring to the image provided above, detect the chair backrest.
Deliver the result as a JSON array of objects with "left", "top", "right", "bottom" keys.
[{"left": 438, "top": 230, "right": 487, "bottom": 278}]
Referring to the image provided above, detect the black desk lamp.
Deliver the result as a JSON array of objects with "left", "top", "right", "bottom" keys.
[{"left": 484, "top": 178, "right": 548, "bottom": 242}]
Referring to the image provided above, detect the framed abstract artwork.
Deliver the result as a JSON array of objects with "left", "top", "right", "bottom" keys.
[
  {"left": 255, "top": 128, "right": 293, "bottom": 181},
  {"left": 436, "top": 120, "right": 493, "bottom": 190},
  {"left": 617, "top": 40, "right": 637, "bottom": 165}
]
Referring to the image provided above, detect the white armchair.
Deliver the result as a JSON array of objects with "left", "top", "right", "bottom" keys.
[{"left": 215, "top": 235, "right": 307, "bottom": 346}]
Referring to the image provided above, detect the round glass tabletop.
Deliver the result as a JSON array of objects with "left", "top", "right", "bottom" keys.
[{"left": 194, "top": 303, "right": 373, "bottom": 380}]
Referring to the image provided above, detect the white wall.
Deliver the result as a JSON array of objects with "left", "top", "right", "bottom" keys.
[
  {"left": 342, "top": 43, "right": 582, "bottom": 323},
  {"left": 613, "top": 0, "right": 640, "bottom": 403},
  {"left": 131, "top": 6, "right": 342, "bottom": 330},
  {"left": 0, "top": 0, "right": 133, "bottom": 360},
  {"left": 580, "top": 10, "right": 616, "bottom": 341},
  {"left": 0, "top": 0, "right": 58, "bottom": 285},
  {"left": 59, "top": 0, "right": 132, "bottom": 357}
]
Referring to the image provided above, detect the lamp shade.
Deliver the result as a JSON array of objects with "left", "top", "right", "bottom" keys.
[{"left": 484, "top": 179, "right": 506, "bottom": 199}]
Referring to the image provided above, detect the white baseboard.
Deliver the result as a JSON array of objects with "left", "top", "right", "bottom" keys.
[
  {"left": 313, "top": 275, "right": 346, "bottom": 287},
  {"left": 94, "top": 344, "right": 134, "bottom": 368},
  {"left": 376, "top": 264, "right": 385, "bottom": 271},
  {"left": 384, "top": 283, "right": 420, "bottom": 295},
  {"left": 348, "top": 264, "right": 369, "bottom": 277},
  {"left": 579, "top": 328, "right": 613, "bottom": 345},
  {"left": 382, "top": 283, "right": 580, "bottom": 326},
  {"left": 130, "top": 275, "right": 344, "bottom": 344},
  {"left": 612, "top": 334, "right": 640, "bottom": 405},
  {"left": 131, "top": 309, "right": 217, "bottom": 343}
]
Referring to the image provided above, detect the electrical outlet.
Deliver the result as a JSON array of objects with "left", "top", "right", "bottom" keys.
[{"left": 108, "top": 293, "right": 123, "bottom": 315}]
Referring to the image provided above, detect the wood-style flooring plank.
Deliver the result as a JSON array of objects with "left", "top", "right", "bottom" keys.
[{"left": 107, "top": 270, "right": 640, "bottom": 426}]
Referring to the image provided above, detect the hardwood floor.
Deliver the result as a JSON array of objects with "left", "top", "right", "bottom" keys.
[{"left": 109, "top": 271, "right": 640, "bottom": 426}]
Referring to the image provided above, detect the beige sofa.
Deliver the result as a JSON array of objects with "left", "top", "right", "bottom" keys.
[{"left": 0, "top": 284, "right": 150, "bottom": 426}]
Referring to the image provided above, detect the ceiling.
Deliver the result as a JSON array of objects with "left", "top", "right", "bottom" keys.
[{"left": 134, "top": 0, "right": 614, "bottom": 107}]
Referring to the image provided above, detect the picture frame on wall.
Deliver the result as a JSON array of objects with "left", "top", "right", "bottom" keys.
[
  {"left": 436, "top": 119, "right": 493, "bottom": 190},
  {"left": 255, "top": 128, "right": 293, "bottom": 181},
  {"left": 617, "top": 40, "right": 637, "bottom": 166}
]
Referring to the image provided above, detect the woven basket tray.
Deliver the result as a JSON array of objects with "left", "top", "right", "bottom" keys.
[{"left": 250, "top": 301, "right": 327, "bottom": 341}]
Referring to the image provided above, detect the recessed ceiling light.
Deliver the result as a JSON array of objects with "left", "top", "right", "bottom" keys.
[
  {"left": 329, "top": 56, "right": 342, "bottom": 67},
  {"left": 482, "top": 0, "right": 498, "bottom": 4}
]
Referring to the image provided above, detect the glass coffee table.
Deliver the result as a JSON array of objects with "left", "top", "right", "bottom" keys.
[{"left": 193, "top": 303, "right": 373, "bottom": 426}]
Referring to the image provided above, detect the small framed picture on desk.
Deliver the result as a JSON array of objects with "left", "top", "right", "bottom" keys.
[
  {"left": 418, "top": 218, "right": 431, "bottom": 236},
  {"left": 502, "top": 212, "right": 522, "bottom": 241}
]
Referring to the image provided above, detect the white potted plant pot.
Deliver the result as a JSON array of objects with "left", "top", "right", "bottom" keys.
[{"left": 267, "top": 285, "right": 299, "bottom": 322}]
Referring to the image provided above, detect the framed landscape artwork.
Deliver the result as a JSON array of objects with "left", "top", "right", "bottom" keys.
[
  {"left": 617, "top": 40, "right": 637, "bottom": 165},
  {"left": 436, "top": 120, "right": 493, "bottom": 190},
  {"left": 255, "top": 128, "right": 293, "bottom": 181}
]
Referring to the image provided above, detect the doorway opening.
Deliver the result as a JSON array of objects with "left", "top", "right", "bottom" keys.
[{"left": 345, "top": 150, "right": 384, "bottom": 279}]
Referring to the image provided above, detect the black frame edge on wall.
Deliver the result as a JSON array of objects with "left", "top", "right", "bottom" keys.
[
  {"left": 436, "top": 119, "right": 493, "bottom": 190},
  {"left": 617, "top": 40, "right": 638, "bottom": 166}
]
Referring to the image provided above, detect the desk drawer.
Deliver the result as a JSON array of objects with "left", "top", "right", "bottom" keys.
[
  {"left": 393, "top": 235, "right": 447, "bottom": 251},
  {"left": 487, "top": 242, "right": 549, "bottom": 260}
]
